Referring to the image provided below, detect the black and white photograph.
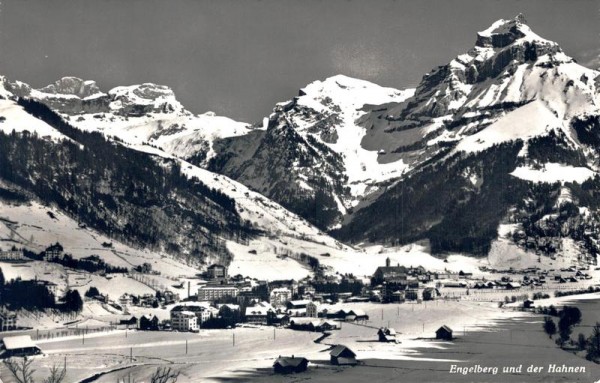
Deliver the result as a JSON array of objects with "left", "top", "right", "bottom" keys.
[{"left": 0, "top": 1, "right": 599, "bottom": 382}]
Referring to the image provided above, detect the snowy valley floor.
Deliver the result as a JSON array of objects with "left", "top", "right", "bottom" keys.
[{"left": 1, "top": 294, "right": 599, "bottom": 383}]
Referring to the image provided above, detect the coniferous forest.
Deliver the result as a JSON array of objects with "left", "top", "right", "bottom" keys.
[{"left": 0, "top": 98, "right": 259, "bottom": 263}]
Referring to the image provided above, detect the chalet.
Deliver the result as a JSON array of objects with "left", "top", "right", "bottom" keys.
[
  {"left": 44, "top": 243, "right": 64, "bottom": 260},
  {"left": 372, "top": 258, "right": 408, "bottom": 285},
  {"left": 273, "top": 356, "right": 309, "bottom": 374},
  {"left": 436, "top": 325, "right": 453, "bottom": 341},
  {"left": 0, "top": 336, "right": 42, "bottom": 358},
  {"left": 245, "top": 305, "right": 274, "bottom": 325},
  {"left": 346, "top": 309, "right": 368, "bottom": 321},
  {"left": 207, "top": 264, "right": 228, "bottom": 280},
  {"left": 289, "top": 318, "right": 338, "bottom": 332},
  {"left": 377, "top": 327, "right": 398, "bottom": 343},
  {"left": 330, "top": 345, "right": 357, "bottom": 366},
  {"left": 139, "top": 315, "right": 160, "bottom": 331},
  {"left": 324, "top": 309, "right": 345, "bottom": 320}
]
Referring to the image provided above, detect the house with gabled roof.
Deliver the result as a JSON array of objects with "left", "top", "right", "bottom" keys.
[
  {"left": 330, "top": 345, "right": 357, "bottom": 365},
  {"left": 273, "top": 355, "right": 308, "bottom": 374}
]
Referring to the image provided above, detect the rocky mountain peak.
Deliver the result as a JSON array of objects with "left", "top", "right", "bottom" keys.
[
  {"left": 39, "top": 76, "right": 103, "bottom": 98},
  {"left": 474, "top": 14, "right": 550, "bottom": 49}
]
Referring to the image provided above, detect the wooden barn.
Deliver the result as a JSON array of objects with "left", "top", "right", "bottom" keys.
[
  {"left": 330, "top": 345, "right": 357, "bottom": 365},
  {"left": 377, "top": 327, "right": 398, "bottom": 343},
  {"left": 273, "top": 356, "right": 309, "bottom": 374},
  {"left": 436, "top": 325, "right": 453, "bottom": 341}
]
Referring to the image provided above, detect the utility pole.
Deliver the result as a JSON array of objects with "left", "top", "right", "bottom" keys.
[
  {"left": 233, "top": 332, "right": 235, "bottom": 347},
  {"left": 186, "top": 339, "right": 188, "bottom": 354}
]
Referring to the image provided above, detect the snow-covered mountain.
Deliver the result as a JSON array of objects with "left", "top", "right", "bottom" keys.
[
  {"left": 338, "top": 15, "right": 600, "bottom": 260},
  {"left": 209, "top": 74, "right": 414, "bottom": 228},
  {"left": 361, "top": 14, "right": 600, "bottom": 173},
  {"left": 0, "top": 81, "right": 350, "bottom": 270},
  {"left": 2, "top": 14, "right": 600, "bottom": 267},
  {"left": 4, "top": 77, "right": 253, "bottom": 167}
]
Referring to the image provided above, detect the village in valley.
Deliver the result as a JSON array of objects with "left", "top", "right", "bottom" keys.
[{"left": 1, "top": 239, "right": 599, "bottom": 382}]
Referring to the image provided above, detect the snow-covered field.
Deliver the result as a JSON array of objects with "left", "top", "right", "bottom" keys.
[{"left": 4, "top": 294, "right": 599, "bottom": 383}]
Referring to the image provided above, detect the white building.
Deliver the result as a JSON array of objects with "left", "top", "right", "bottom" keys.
[
  {"left": 171, "top": 311, "right": 198, "bottom": 331},
  {"left": 198, "top": 285, "right": 239, "bottom": 302},
  {"left": 269, "top": 287, "right": 291, "bottom": 308},
  {"left": 306, "top": 301, "right": 320, "bottom": 318}
]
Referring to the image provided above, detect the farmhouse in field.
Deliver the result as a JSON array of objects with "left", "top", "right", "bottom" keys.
[
  {"left": 377, "top": 327, "right": 398, "bottom": 343},
  {"left": 0, "top": 335, "right": 42, "bottom": 358},
  {"left": 329, "top": 345, "right": 357, "bottom": 365},
  {"left": 436, "top": 325, "right": 453, "bottom": 341},
  {"left": 273, "top": 355, "right": 309, "bottom": 374}
]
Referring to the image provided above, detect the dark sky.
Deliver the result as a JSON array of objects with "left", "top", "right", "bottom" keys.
[{"left": 0, "top": 0, "right": 598, "bottom": 123}]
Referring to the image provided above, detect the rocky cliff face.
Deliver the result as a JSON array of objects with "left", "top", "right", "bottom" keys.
[
  {"left": 337, "top": 15, "right": 600, "bottom": 260},
  {"left": 209, "top": 75, "right": 413, "bottom": 229}
]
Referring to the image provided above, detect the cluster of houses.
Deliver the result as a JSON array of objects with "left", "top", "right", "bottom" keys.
[{"left": 273, "top": 344, "right": 357, "bottom": 374}]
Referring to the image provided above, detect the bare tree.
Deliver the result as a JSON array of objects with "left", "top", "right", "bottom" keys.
[
  {"left": 4, "top": 357, "right": 36, "bottom": 383},
  {"left": 42, "top": 361, "right": 67, "bottom": 383},
  {"left": 150, "top": 367, "right": 180, "bottom": 383},
  {"left": 4, "top": 357, "right": 67, "bottom": 383}
]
